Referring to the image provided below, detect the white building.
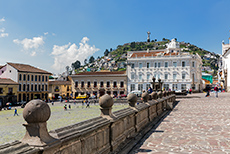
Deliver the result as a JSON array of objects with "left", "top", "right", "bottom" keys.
[
  {"left": 221, "top": 38, "right": 230, "bottom": 91},
  {"left": 127, "top": 39, "right": 203, "bottom": 93}
]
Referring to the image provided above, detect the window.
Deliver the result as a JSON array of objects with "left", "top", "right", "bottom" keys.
[
  {"left": 131, "top": 74, "right": 135, "bottom": 79},
  {"left": 75, "top": 81, "right": 78, "bottom": 88},
  {"left": 173, "top": 84, "right": 177, "bottom": 90},
  {"left": 165, "top": 74, "right": 168, "bottom": 79},
  {"left": 107, "top": 81, "right": 110, "bottom": 87},
  {"left": 192, "top": 61, "right": 195, "bottom": 67},
  {"left": 139, "top": 63, "right": 142, "bottom": 68},
  {"left": 0, "top": 88, "right": 3, "bottom": 94},
  {"left": 39, "top": 76, "right": 41, "bottom": 81},
  {"left": 27, "top": 75, "right": 30, "bottom": 81},
  {"left": 113, "top": 81, "right": 117, "bottom": 88},
  {"left": 181, "top": 84, "right": 186, "bottom": 90},
  {"left": 81, "top": 81, "right": 84, "bottom": 88},
  {"left": 23, "top": 74, "right": 26, "bottom": 81},
  {"left": 173, "top": 62, "right": 177, "bottom": 67},
  {"left": 31, "top": 84, "right": 33, "bottom": 91},
  {"left": 120, "top": 81, "right": 124, "bottom": 87},
  {"left": 42, "top": 76, "right": 44, "bottom": 82},
  {"left": 35, "top": 85, "right": 37, "bottom": 91},
  {"left": 8, "top": 88, "right": 13, "bottom": 94},
  {"left": 182, "top": 61, "right": 185, "bottom": 67},
  {"left": 67, "top": 86, "right": 70, "bottom": 91},
  {"left": 146, "top": 84, "right": 151, "bottom": 90},
  {"left": 130, "top": 84, "right": 135, "bottom": 91},
  {"left": 100, "top": 81, "right": 104, "bottom": 87},
  {"left": 147, "top": 63, "right": 150, "bottom": 68},
  {"left": 138, "top": 84, "right": 143, "bottom": 91},
  {"left": 45, "top": 84, "right": 47, "bottom": 91},
  {"left": 35, "top": 75, "right": 37, "bottom": 81},
  {"left": 23, "top": 84, "right": 26, "bottom": 91},
  {"left": 19, "top": 74, "right": 22, "bottom": 81},
  {"left": 131, "top": 64, "right": 135, "bottom": 68},
  {"left": 27, "top": 84, "right": 29, "bottom": 91},
  {"left": 182, "top": 73, "right": 186, "bottom": 79},
  {"left": 46, "top": 76, "right": 48, "bottom": 82},
  {"left": 165, "top": 62, "right": 168, "bottom": 68},
  {"left": 31, "top": 75, "right": 34, "bottom": 81},
  {"left": 94, "top": 81, "right": 97, "bottom": 87},
  {"left": 173, "top": 73, "right": 177, "bottom": 80},
  {"left": 19, "top": 84, "right": 21, "bottom": 91},
  {"left": 38, "top": 85, "right": 41, "bottom": 91},
  {"left": 155, "top": 62, "right": 157, "bottom": 68},
  {"left": 158, "top": 62, "right": 161, "bottom": 68},
  {"left": 87, "top": 81, "right": 90, "bottom": 87},
  {"left": 139, "top": 74, "right": 142, "bottom": 80},
  {"left": 164, "top": 84, "right": 169, "bottom": 91},
  {"left": 147, "top": 74, "right": 150, "bottom": 80},
  {"left": 42, "top": 85, "right": 44, "bottom": 91},
  {"left": 192, "top": 73, "right": 195, "bottom": 81}
]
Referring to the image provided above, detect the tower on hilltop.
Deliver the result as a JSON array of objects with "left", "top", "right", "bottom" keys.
[{"left": 147, "top": 31, "right": 151, "bottom": 42}]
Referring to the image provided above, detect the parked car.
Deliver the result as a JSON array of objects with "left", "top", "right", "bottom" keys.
[{"left": 120, "top": 94, "right": 127, "bottom": 98}]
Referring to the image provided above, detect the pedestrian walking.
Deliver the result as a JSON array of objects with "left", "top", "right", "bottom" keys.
[
  {"left": 86, "top": 100, "right": 90, "bottom": 108},
  {"left": 205, "top": 85, "right": 211, "bottom": 97},
  {"left": 64, "top": 104, "right": 67, "bottom": 110},
  {"left": 214, "top": 86, "right": 218, "bottom": 97},
  {"left": 51, "top": 101, "right": 54, "bottom": 105},
  {"left": 69, "top": 104, "right": 71, "bottom": 109},
  {"left": 14, "top": 108, "right": 18, "bottom": 116}
]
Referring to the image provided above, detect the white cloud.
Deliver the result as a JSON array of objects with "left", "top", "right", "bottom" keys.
[
  {"left": 51, "top": 37, "right": 99, "bottom": 72},
  {"left": 13, "top": 36, "right": 44, "bottom": 50},
  {"left": 13, "top": 36, "right": 44, "bottom": 56},
  {"left": 44, "top": 32, "right": 48, "bottom": 35},
  {"left": 0, "top": 33, "right": 8, "bottom": 37},
  {"left": 0, "top": 17, "right": 5, "bottom": 22},
  {"left": 0, "top": 28, "right": 8, "bottom": 38}
]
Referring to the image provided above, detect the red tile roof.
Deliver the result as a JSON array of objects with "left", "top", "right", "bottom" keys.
[
  {"left": 7, "top": 62, "right": 51, "bottom": 74},
  {"left": 0, "top": 78, "right": 19, "bottom": 85},
  {"left": 0, "top": 65, "right": 4, "bottom": 69},
  {"left": 130, "top": 51, "right": 179, "bottom": 58},
  {"left": 73, "top": 71, "right": 126, "bottom": 76},
  {"left": 49, "top": 81, "right": 71, "bottom": 85}
]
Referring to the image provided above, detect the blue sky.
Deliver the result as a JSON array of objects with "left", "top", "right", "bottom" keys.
[{"left": 0, "top": 0, "right": 230, "bottom": 73}]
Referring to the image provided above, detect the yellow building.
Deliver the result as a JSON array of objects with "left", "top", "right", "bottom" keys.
[
  {"left": 0, "top": 78, "right": 18, "bottom": 108},
  {"left": 48, "top": 81, "right": 71, "bottom": 100},
  {"left": 0, "top": 62, "right": 52, "bottom": 102}
]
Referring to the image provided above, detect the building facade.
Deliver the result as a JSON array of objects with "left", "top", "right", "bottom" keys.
[
  {"left": 0, "top": 62, "right": 51, "bottom": 102},
  {"left": 0, "top": 78, "right": 18, "bottom": 107},
  {"left": 48, "top": 81, "right": 71, "bottom": 100},
  {"left": 127, "top": 39, "right": 203, "bottom": 93},
  {"left": 70, "top": 71, "right": 127, "bottom": 97},
  {"left": 221, "top": 38, "right": 230, "bottom": 91}
]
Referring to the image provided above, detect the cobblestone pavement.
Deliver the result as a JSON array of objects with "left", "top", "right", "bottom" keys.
[
  {"left": 0, "top": 101, "right": 128, "bottom": 145},
  {"left": 130, "top": 92, "right": 230, "bottom": 154}
]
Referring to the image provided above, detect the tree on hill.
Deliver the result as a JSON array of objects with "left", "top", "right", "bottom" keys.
[
  {"left": 72, "top": 60, "right": 81, "bottom": 69},
  {"left": 89, "top": 56, "right": 95, "bottom": 63},
  {"left": 104, "top": 49, "right": 109, "bottom": 56},
  {"left": 110, "top": 48, "right": 113, "bottom": 52},
  {"left": 130, "top": 42, "right": 135, "bottom": 48},
  {"left": 84, "top": 59, "right": 87, "bottom": 65}
]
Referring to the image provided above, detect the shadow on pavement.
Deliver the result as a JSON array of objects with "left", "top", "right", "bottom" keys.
[{"left": 128, "top": 101, "right": 180, "bottom": 154}]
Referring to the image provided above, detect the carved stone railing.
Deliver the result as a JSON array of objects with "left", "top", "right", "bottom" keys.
[{"left": 0, "top": 91, "right": 176, "bottom": 154}]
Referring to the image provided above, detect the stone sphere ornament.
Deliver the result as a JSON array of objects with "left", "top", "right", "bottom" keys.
[
  {"left": 99, "top": 94, "right": 114, "bottom": 108},
  {"left": 23, "top": 99, "right": 51, "bottom": 123}
]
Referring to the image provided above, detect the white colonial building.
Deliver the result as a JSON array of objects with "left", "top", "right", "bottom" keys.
[
  {"left": 221, "top": 38, "right": 230, "bottom": 91},
  {"left": 127, "top": 39, "right": 203, "bottom": 93}
]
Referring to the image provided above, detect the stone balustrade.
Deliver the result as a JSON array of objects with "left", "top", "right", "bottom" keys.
[{"left": 0, "top": 91, "right": 176, "bottom": 154}]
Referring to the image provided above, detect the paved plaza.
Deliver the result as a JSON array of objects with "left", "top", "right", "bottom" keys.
[
  {"left": 0, "top": 101, "right": 128, "bottom": 145},
  {"left": 130, "top": 92, "right": 230, "bottom": 153}
]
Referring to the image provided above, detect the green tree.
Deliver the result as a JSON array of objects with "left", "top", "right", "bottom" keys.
[
  {"left": 84, "top": 59, "right": 87, "bottom": 65},
  {"left": 89, "top": 56, "right": 95, "bottom": 63},
  {"left": 104, "top": 49, "right": 109, "bottom": 56},
  {"left": 130, "top": 42, "right": 136, "bottom": 48},
  {"left": 71, "top": 60, "right": 81, "bottom": 69}
]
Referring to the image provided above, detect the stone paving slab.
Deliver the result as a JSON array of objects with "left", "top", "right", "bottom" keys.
[{"left": 130, "top": 92, "right": 230, "bottom": 154}]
